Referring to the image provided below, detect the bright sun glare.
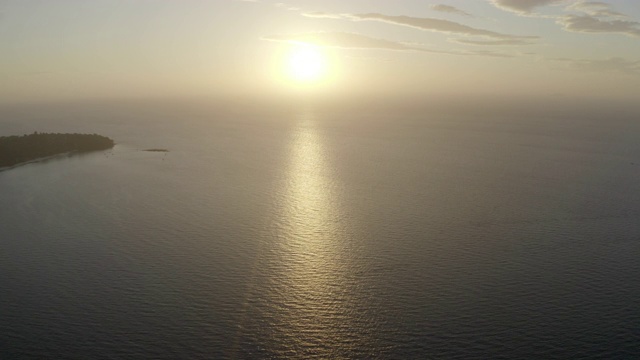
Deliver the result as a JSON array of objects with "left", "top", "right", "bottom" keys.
[{"left": 286, "top": 46, "right": 327, "bottom": 83}]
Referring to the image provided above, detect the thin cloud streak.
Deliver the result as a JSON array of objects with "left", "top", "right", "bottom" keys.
[
  {"left": 453, "top": 38, "right": 538, "bottom": 46},
  {"left": 303, "top": 12, "right": 537, "bottom": 40},
  {"left": 559, "top": 14, "right": 640, "bottom": 37},
  {"left": 262, "top": 32, "right": 424, "bottom": 51},
  {"left": 431, "top": 4, "right": 474, "bottom": 17},
  {"left": 490, "top": 0, "right": 566, "bottom": 14},
  {"left": 262, "top": 32, "right": 516, "bottom": 57},
  {"left": 567, "top": 1, "right": 628, "bottom": 19}
]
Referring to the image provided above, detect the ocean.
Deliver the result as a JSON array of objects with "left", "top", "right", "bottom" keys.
[{"left": 1, "top": 99, "right": 640, "bottom": 358}]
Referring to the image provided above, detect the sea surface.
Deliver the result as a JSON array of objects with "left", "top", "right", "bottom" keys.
[{"left": 1, "top": 100, "right": 640, "bottom": 359}]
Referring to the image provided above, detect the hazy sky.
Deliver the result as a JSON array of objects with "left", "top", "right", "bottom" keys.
[{"left": 1, "top": 0, "right": 640, "bottom": 103}]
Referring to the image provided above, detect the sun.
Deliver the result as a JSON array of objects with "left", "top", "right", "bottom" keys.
[{"left": 286, "top": 46, "right": 327, "bottom": 83}]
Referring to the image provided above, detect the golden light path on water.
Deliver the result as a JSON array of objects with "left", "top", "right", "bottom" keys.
[
  {"left": 228, "top": 112, "right": 377, "bottom": 359},
  {"left": 264, "top": 112, "right": 369, "bottom": 358}
]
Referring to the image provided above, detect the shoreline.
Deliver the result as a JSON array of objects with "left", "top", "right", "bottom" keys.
[{"left": 0, "top": 133, "right": 115, "bottom": 170}]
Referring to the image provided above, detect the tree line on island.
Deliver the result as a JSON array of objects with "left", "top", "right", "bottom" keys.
[{"left": 0, "top": 132, "right": 115, "bottom": 167}]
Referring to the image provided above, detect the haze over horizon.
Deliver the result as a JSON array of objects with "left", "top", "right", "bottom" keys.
[{"left": 2, "top": 0, "right": 640, "bottom": 105}]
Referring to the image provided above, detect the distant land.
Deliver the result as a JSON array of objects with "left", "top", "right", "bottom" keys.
[{"left": 0, "top": 132, "right": 115, "bottom": 168}]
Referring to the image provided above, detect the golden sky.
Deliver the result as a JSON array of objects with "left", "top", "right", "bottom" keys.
[{"left": 1, "top": 0, "right": 640, "bottom": 103}]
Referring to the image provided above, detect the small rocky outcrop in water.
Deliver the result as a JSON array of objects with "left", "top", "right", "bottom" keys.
[{"left": 0, "top": 132, "right": 115, "bottom": 168}]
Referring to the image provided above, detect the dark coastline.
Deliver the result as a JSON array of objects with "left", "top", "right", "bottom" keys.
[
  {"left": 143, "top": 149, "right": 169, "bottom": 152},
  {"left": 0, "top": 133, "right": 115, "bottom": 168}
]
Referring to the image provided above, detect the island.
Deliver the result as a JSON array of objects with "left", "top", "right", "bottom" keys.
[{"left": 0, "top": 132, "right": 115, "bottom": 168}]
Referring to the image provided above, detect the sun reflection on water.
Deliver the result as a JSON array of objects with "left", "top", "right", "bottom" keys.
[{"left": 264, "top": 111, "right": 364, "bottom": 358}]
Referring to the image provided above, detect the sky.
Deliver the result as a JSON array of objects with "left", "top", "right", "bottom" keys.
[{"left": 1, "top": 0, "right": 640, "bottom": 104}]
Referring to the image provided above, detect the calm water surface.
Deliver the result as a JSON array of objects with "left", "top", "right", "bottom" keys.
[{"left": 1, "top": 102, "right": 640, "bottom": 358}]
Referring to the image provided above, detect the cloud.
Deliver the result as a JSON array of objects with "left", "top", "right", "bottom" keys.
[
  {"left": 302, "top": 12, "right": 345, "bottom": 19},
  {"left": 303, "top": 12, "right": 537, "bottom": 40},
  {"left": 552, "top": 57, "right": 640, "bottom": 74},
  {"left": 431, "top": 4, "right": 473, "bottom": 17},
  {"left": 453, "top": 38, "right": 537, "bottom": 46},
  {"left": 559, "top": 14, "right": 640, "bottom": 37},
  {"left": 490, "top": 0, "right": 565, "bottom": 14},
  {"left": 567, "top": 1, "right": 628, "bottom": 18},
  {"left": 262, "top": 31, "right": 516, "bottom": 57},
  {"left": 559, "top": 0, "right": 640, "bottom": 37},
  {"left": 467, "top": 50, "right": 516, "bottom": 58},
  {"left": 262, "top": 32, "right": 425, "bottom": 51},
  {"left": 275, "top": 3, "right": 299, "bottom": 11}
]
